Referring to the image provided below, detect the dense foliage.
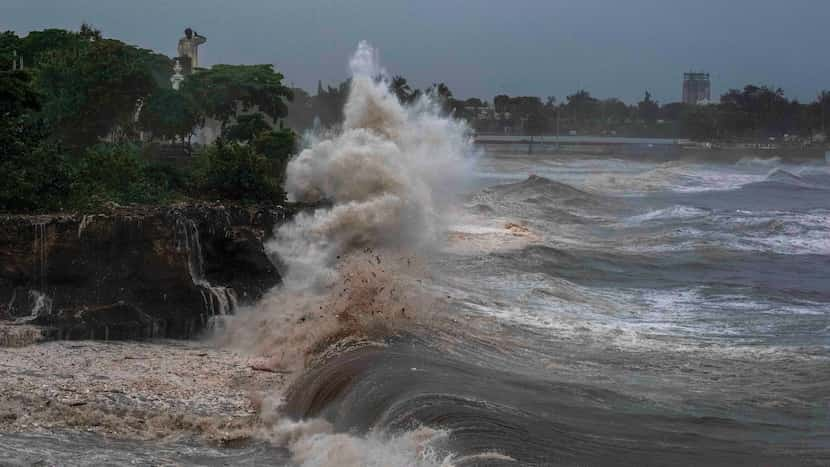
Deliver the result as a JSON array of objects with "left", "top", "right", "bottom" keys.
[
  {"left": 14, "top": 27, "right": 172, "bottom": 148},
  {"left": 138, "top": 87, "right": 200, "bottom": 142},
  {"left": 0, "top": 70, "right": 75, "bottom": 211},
  {"left": 182, "top": 64, "right": 293, "bottom": 126},
  {"left": 72, "top": 144, "right": 190, "bottom": 206},
  {"left": 193, "top": 142, "right": 282, "bottom": 201},
  {"left": 0, "top": 26, "right": 296, "bottom": 213}
]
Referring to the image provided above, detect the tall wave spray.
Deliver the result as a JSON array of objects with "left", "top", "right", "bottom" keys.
[
  {"left": 272, "top": 41, "right": 472, "bottom": 289},
  {"left": 221, "top": 42, "right": 474, "bottom": 466}
]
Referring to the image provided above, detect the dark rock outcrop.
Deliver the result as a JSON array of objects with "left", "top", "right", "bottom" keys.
[{"left": 0, "top": 203, "right": 294, "bottom": 341}]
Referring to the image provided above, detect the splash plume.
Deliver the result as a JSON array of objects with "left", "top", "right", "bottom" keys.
[
  {"left": 218, "top": 41, "right": 474, "bottom": 466},
  {"left": 271, "top": 40, "right": 474, "bottom": 289}
]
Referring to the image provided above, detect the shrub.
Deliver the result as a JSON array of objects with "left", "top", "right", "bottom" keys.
[
  {"left": 72, "top": 143, "right": 184, "bottom": 206},
  {"left": 0, "top": 70, "right": 75, "bottom": 212},
  {"left": 253, "top": 128, "right": 296, "bottom": 186},
  {"left": 222, "top": 114, "right": 271, "bottom": 143},
  {"left": 0, "top": 141, "right": 76, "bottom": 212},
  {"left": 253, "top": 128, "right": 296, "bottom": 160},
  {"left": 193, "top": 142, "right": 283, "bottom": 202}
]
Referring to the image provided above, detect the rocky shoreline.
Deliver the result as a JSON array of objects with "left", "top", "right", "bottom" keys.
[
  {"left": 0, "top": 202, "right": 296, "bottom": 342},
  {"left": 0, "top": 202, "right": 308, "bottom": 448}
]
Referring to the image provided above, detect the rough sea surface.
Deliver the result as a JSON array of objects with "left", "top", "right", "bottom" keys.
[
  {"left": 2, "top": 152, "right": 829, "bottom": 466},
  {"left": 284, "top": 152, "right": 830, "bottom": 466}
]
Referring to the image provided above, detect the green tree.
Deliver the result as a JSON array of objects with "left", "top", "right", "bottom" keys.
[
  {"left": 33, "top": 35, "right": 158, "bottom": 147},
  {"left": 0, "top": 31, "right": 22, "bottom": 71},
  {"left": 600, "top": 98, "right": 630, "bottom": 126},
  {"left": 565, "top": 90, "right": 599, "bottom": 130},
  {"left": 811, "top": 91, "right": 830, "bottom": 135},
  {"left": 222, "top": 113, "right": 272, "bottom": 143},
  {"left": 682, "top": 105, "right": 719, "bottom": 141},
  {"left": 253, "top": 128, "right": 295, "bottom": 158},
  {"left": 194, "top": 142, "right": 282, "bottom": 201},
  {"left": 16, "top": 28, "right": 83, "bottom": 65},
  {"left": 138, "top": 87, "right": 200, "bottom": 142},
  {"left": 659, "top": 102, "right": 688, "bottom": 122},
  {"left": 720, "top": 85, "right": 794, "bottom": 137},
  {"left": 254, "top": 128, "right": 296, "bottom": 187},
  {"left": 72, "top": 143, "right": 183, "bottom": 206},
  {"left": 182, "top": 64, "right": 293, "bottom": 127},
  {"left": 0, "top": 70, "right": 74, "bottom": 211},
  {"left": 427, "top": 82, "right": 454, "bottom": 113},
  {"left": 390, "top": 75, "right": 417, "bottom": 104}
]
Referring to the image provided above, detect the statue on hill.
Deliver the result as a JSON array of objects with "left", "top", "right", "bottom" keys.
[{"left": 177, "top": 28, "right": 206, "bottom": 74}]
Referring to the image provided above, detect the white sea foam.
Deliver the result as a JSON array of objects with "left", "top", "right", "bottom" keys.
[
  {"left": 624, "top": 210, "right": 830, "bottom": 255},
  {"left": 260, "top": 416, "right": 453, "bottom": 467},
  {"left": 624, "top": 205, "right": 711, "bottom": 224},
  {"left": 443, "top": 263, "right": 828, "bottom": 359},
  {"left": 272, "top": 40, "right": 474, "bottom": 289},
  {"left": 584, "top": 162, "right": 766, "bottom": 194}
]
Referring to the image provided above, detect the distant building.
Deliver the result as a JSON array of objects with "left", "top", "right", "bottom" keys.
[{"left": 682, "top": 72, "right": 711, "bottom": 105}]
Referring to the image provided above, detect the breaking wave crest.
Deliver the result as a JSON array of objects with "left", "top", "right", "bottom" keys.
[
  {"left": 480, "top": 175, "right": 603, "bottom": 206},
  {"left": 275, "top": 41, "right": 473, "bottom": 289}
]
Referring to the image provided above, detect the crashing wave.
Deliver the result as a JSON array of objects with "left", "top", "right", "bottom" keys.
[{"left": 218, "top": 41, "right": 474, "bottom": 466}]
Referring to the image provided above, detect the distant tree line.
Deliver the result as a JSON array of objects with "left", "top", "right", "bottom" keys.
[
  {"left": 286, "top": 71, "right": 829, "bottom": 143},
  {"left": 476, "top": 87, "right": 829, "bottom": 141}
]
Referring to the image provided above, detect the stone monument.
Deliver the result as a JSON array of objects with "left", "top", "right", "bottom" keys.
[{"left": 177, "top": 28, "right": 206, "bottom": 74}]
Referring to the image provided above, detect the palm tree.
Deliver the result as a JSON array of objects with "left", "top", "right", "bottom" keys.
[
  {"left": 390, "top": 75, "right": 413, "bottom": 104},
  {"left": 427, "top": 82, "right": 454, "bottom": 113}
]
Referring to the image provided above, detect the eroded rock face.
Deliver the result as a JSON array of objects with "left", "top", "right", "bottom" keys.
[{"left": 0, "top": 203, "right": 292, "bottom": 341}]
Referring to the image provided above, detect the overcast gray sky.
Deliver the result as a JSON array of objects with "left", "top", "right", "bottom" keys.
[{"left": 5, "top": 0, "right": 829, "bottom": 103}]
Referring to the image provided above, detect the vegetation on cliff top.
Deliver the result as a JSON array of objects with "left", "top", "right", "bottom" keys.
[{"left": 0, "top": 26, "right": 295, "bottom": 213}]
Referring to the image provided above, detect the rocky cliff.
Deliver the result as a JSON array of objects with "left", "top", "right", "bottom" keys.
[{"left": 0, "top": 203, "right": 294, "bottom": 342}]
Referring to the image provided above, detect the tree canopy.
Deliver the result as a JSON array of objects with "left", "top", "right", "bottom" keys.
[
  {"left": 1, "top": 26, "right": 297, "bottom": 212},
  {"left": 0, "top": 70, "right": 74, "bottom": 211},
  {"left": 182, "top": 64, "right": 293, "bottom": 126},
  {"left": 12, "top": 28, "right": 172, "bottom": 148},
  {"left": 138, "top": 87, "right": 200, "bottom": 142}
]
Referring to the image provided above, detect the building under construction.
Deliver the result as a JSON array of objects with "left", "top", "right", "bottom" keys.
[{"left": 682, "top": 72, "right": 711, "bottom": 105}]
